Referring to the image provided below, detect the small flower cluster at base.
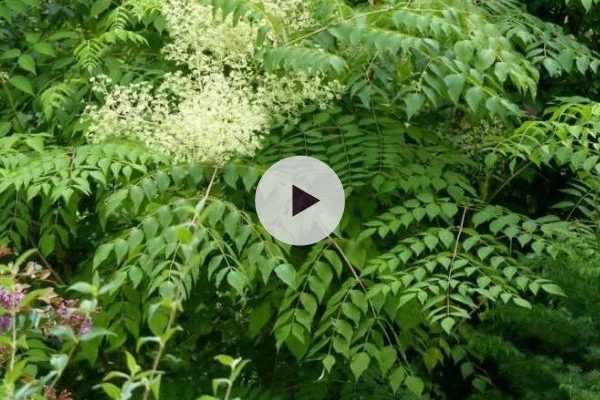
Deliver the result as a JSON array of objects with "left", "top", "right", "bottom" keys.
[
  {"left": 0, "top": 285, "right": 27, "bottom": 333},
  {"left": 0, "top": 286, "right": 25, "bottom": 311},
  {"left": 44, "top": 387, "right": 74, "bottom": 400},
  {"left": 0, "top": 315, "right": 11, "bottom": 333},
  {"left": 49, "top": 299, "right": 93, "bottom": 336}
]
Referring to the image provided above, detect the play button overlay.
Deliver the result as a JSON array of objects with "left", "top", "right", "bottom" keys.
[
  {"left": 255, "top": 156, "right": 345, "bottom": 246},
  {"left": 292, "top": 185, "right": 320, "bottom": 216}
]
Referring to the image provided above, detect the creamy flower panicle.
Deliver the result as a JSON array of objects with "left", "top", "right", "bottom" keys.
[
  {"left": 84, "top": 0, "right": 343, "bottom": 164},
  {"left": 86, "top": 72, "right": 268, "bottom": 163},
  {"left": 263, "top": 0, "right": 316, "bottom": 33},
  {"left": 162, "top": 0, "right": 258, "bottom": 72}
]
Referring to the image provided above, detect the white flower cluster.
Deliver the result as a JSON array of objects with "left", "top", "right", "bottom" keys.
[
  {"left": 85, "top": 73, "right": 267, "bottom": 163},
  {"left": 260, "top": 73, "right": 344, "bottom": 118},
  {"left": 162, "top": 0, "right": 258, "bottom": 72},
  {"left": 85, "top": 0, "right": 343, "bottom": 164},
  {"left": 262, "top": 0, "right": 316, "bottom": 33}
]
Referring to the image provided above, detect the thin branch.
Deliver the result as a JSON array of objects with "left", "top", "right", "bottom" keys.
[
  {"left": 446, "top": 207, "right": 468, "bottom": 316},
  {"left": 35, "top": 249, "right": 65, "bottom": 285},
  {"left": 142, "top": 167, "right": 219, "bottom": 400},
  {"left": 329, "top": 238, "right": 407, "bottom": 363},
  {"left": 488, "top": 161, "right": 531, "bottom": 202}
]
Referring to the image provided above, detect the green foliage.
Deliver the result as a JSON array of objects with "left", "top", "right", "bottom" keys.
[
  {"left": 465, "top": 256, "right": 600, "bottom": 399},
  {"left": 0, "top": 0, "right": 600, "bottom": 399}
]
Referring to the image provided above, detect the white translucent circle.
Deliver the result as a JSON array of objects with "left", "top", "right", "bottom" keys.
[{"left": 255, "top": 156, "right": 345, "bottom": 246}]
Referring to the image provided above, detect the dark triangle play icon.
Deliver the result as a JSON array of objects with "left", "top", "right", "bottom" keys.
[{"left": 292, "top": 185, "right": 320, "bottom": 216}]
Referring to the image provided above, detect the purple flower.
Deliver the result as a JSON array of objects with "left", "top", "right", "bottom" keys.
[
  {"left": 52, "top": 300, "right": 93, "bottom": 336},
  {"left": 79, "top": 318, "right": 92, "bottom": 335},
  {"left": 0, "top": 288, "right": 10, "bottom": 308},
  {"left": 56, "top": 303, "right": 68, "bottom": 318},
  {"left": 0, "top": 287, "right": 24, "bottom": 311},
  {"left": 0, "top": 316, "right": 11, "bottom": 333}
]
